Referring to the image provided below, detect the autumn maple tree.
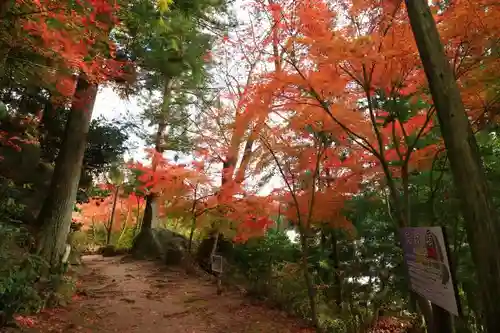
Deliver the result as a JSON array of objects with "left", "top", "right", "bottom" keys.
[
  {"left": 259, "top": 120, "right": 359, "bottom": 329},
  {"left": 76, "top": 187, "right": 145, "bottom": 244},
  {"left": 227, "top": 0, "right": 500, "bottom": 332},
  {"left": 236, "top": 0, "right": 470, "bottom": 330},
  {"left": 191, "top": 0, "right": 292, "bottom": 256},
  {"left": 21, "top": 0, "right": 128, "bottom": 268}
]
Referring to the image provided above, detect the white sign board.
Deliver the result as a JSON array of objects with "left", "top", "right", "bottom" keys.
[
  {"left": 399, "top": 227, "right": 460, "bottom": 316},
  {"left": 211, "top": 254, "right": 223, "bottom": 273}
]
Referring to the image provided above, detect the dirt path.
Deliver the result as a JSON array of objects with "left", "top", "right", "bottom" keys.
[{"left": 10, "top": 255, "right": 313, "bottom": 333}]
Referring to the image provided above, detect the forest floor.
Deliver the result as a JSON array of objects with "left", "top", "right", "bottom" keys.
[{"left": 7, "top": 255, "right": 313, "bottom": 333}]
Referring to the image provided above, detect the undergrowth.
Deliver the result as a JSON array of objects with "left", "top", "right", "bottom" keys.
[
  {"left": 0, "top": 224, "right": 45, "bottom": 327},
  {"left": 227, "top": 229, "right": 416, "bottom": 333}
]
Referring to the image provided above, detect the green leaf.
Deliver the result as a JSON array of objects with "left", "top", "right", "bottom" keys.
[
  {"left": 158, "top": 0, "right": 173, "bottom": 13},
  {"left": 171, "top": 38, "right": 179, "bottom": 51}
]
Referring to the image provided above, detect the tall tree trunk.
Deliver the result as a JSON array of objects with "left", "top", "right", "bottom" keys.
[
  {"left": 385, "top": 174, "right": 439, "bottom": 330},
  {"left": 131, "top": 193, "right": 159, "bottom": 257},
  {"left": 405, "top": 1, "right": 500, "bottom": 332},
  {"left": 135, "top": 121, "right": 164, "bottom": 237},
  {"left": 106, "top": 185, "right": 120, "bottom": 245},
  {"left": 133, "top": 199, "right": 142, "bottom": 237},
  {"left": 330, "top": 230, "right": 342, "bottom": 310},
  {"left": 297, "top": 225, "right": 321, "bottom": 332},
  {"left": 138, "top": 77, "right": 172, "bottom": 232},
  {"left": 141, "top": 194, "right": 154, "bottom": 231},
  {"left": 132, "top": 77, "right": 171, "bottom": 257},
  {"left": 188, "top": 215, "right": 196, "bottom": 253},
  {"left": 319, "top": 229, "right": 328, "bottom": 283},
  {"left": 188, "top": 185, "right": 198, "bottom": 253},
  {"left": 137, "top": 120, "right": 165, "bottom": 234},
  {"left": 37, "top": 75, "right": 97, "bottom": 268}
]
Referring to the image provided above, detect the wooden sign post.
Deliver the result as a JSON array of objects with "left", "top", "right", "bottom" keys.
[
  {"left": 211, "top": 254, "right": 223, "bottom": 273},
  {"left": 211, "top": 254, "right": 223, "bottom": 295},
  {"left": 399, "top": 227, "right": 462, "bottom": 317}
]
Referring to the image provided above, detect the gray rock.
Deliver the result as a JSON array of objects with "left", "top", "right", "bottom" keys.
[{"left": 132, "top": 228, "right": 189, "bottom": 266}]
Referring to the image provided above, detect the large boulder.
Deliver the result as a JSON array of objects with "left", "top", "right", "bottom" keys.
[
  {"left": 156, "top": 229, "right": 189, "bottom": 265},
  {"left": 131, "top": 228, "right": 189, "bottom": 266},
  {"left": 195, "top": 233, "right": 234, "bottom": 273}
]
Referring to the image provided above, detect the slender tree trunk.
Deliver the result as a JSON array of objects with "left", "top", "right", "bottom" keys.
[
  {"left": 115, "top": 205, "right": 132, "bottom": 245},
  {"left": 37, "top": 75, "right": 97, "bottom": 268},
  {"left": 188, "top": 215, "right": 196, "bottom": 253},
  {"left": 319, "top": 229, "right": 328, "bottom": 283},
  {"left": 210, "top": 231, "right": 219, "bottom": 258},
  {"left": 133, "top": 199, "right": 141, "bottom": 237},
  {"left": 136, "top": 77, "right": 171, "bottom": 236},
  {"left": 387, "top": 177, "right": 439, "bottom": 330},
  {"left": 297, "top": 225, "right": 321, "bottom": 332},
  {"left": 405, "top": 2, "right": 500, "bottom": 332},
  {"left": 188, "top": 187, "right": 198, "bottom": 253},
  {"left": 330, "top": 230, "right": 342, "bottom": 310},
  {"left": 106, "top": 185, "right": 120, "bottom": 245},
  {"left": 116, "top": 221, "right": 128, "bottom": 245},
  {"left": 209, "top": 231, "right": 223, "bottom": 295}
]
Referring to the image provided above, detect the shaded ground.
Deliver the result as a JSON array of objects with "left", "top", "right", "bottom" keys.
[{"left": 8, "top": 255, "right": 313, "bottom": 333}]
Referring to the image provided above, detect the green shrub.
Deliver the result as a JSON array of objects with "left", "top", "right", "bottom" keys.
[
  {"left": 0, "top": 224, "right": 46, "bottom": 326},
  {"left": 69, "top": 230, "right": 89, "bottom": 253},
  {"left": 229, "top": 230, "right": 316, "bottom": 318},
  {"left": 231, "top": 229, "right": 300, "bottom": 294},
  {"left": 47, "top": 274, "right": 77, "bottom": 308},
  {"left": 228, "top": 229, "right": 374, "bottom": 333},
  {"left": 0, "top": 176, "right": 26, "bottom": 222}
]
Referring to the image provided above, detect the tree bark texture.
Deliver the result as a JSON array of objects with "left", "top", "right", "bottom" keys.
[
  {"left": 0, "top": 0, "right": 11, "bottom": 18},
  {"left": 136, "top": 77, "right": 172, "bottom": 235},
  {"left": 132, "top": 77, "right": 172, "bottom": 257},
  {"left": 405, "top": 1, "right": 500, "bottom": 332},
  {"left": 297, "top": 225, "right": 321, "bottom": 332},
  {"left": 106, "top": 185, "right": 120, "bottom": 245},
  {"left": 330, "top": 230, "right": 343, "bottom": 309},
  {"left": 37, "top": 75, "right": 97, "bottom": 268}
]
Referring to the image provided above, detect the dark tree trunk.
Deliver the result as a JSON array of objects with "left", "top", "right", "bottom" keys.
[
  {"left": 133, "top": 199, "right": 142, "bottom": 237},
  {"left": 106, "top": 186, "right": 120, "bottom": 245},
  {"left": 405, "top": 1, "right": 500, "bottom": 332},
  {"left": 188, "top": 188, "right": 197, "bottom": 253},
  {"left": 432, "top": 304, "right": 453, "bottom": 333},
  {"left": 39, "top": 101, "right": 60, "bottom": 162},
  {"left": 37, "top": 75, "right": 97, "bottom": 268},
  {"left": 319, "top": 229, "right": 328, "bottom": 283},
  {"left": 130, "top": 120, "right": 164, "bottom": 258},
  {"left": 141, "top": 193, "right": 154, "bottom": 231},
  {"left": 330, "top": 230, "right": 342, "bottom": 310},
  {"left": 0, "top": 0, "right": 10, "bottom": 18},
  {"left": 134, "top": 76, "right": 171, "bottom": 241},
  {"left": 297, "top": 225, "right": 321, "bottom": 332},
  {"left": 188, "top": 215, "right": 196, "bottom": 253},
  {"left": 131, "top": 193, "right": 160, "bottom": 258},
  {"left": 134, "top": 119, "right": 163, "bottom": 236}
]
